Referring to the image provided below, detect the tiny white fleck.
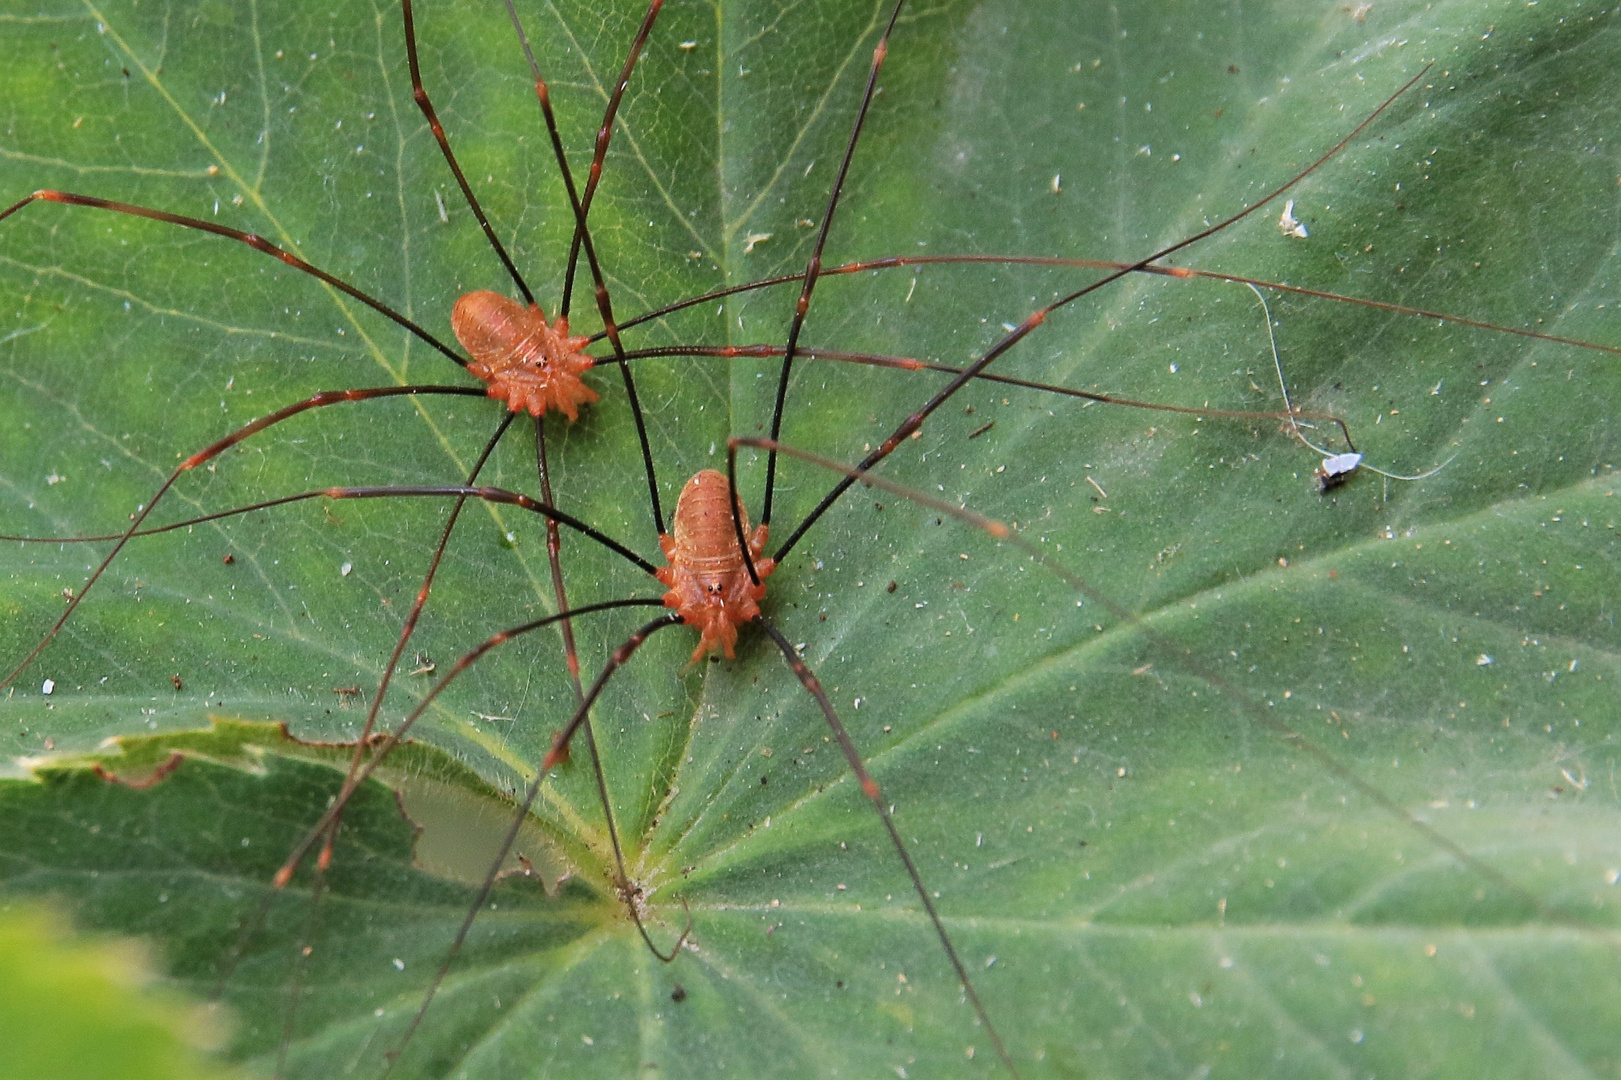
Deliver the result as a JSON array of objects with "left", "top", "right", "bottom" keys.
[
  {"left": 41, "top": 679, "right": 54, "bottom": 695},
  {"left": 340, "top": 562, "right": 353, "bottom": 577},
  {"left": 1476, "top": 654, "right": 1493, "bottom": 666},
  {"left": 581, "top": 1035, "right": 594, "bottom": 1046},
  {"left": 392, "top": 958, "right": 405, "bottom": 971},
  {"left": 1278, "top": 199, "right": 1309, "bottom": 238},
  {"left": 1320, "top": 452, "right": 1362, "bottom": 478}
]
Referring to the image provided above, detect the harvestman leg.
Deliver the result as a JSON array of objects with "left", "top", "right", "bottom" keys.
[
  {"left": 751, "top": 616, "right": 1017, "bottom": 1072},
  {"left": 0, "top": 191, "right": 467, "bottom": 368},
  {"left": 504, "top": 0, "right": 669, "bottom": 533},
  {"left": 770, "top": 65, "right": 1433, "bottom": 562},
  {"left": 258, "top": 597, "right": 669, "bottom": 1071},
  {"left": 269, "top": 412, "right": 522, "bottom": 1069},
  {"left": 760, "top": 0, "right": 908, "bottom": 527},
  {"left": 534, "top": 417, "right": 689, "bottom": 960},
  {"left": 625, "top": 341, "right": 1362, "bottom": 451},
  {"left": 555, "top": 0, "right": 667, "bottom": 320},
  {"left": 602, "top": 252, "right": 1621, "bottom": 360},
  {"left": 498, "top": 0, "right": 689, "bottom": 954},
  {"left": 284, "top": 0, "right": 677, "bottom": 949},
  {"left": 0, "top": 385, "right": 488, "bottom": 691},
  {"left": 740, "top": 434, "right": 1558, "bottom": 929},
  {"left": 379, "top": 611, "right": 686, "bottom": 1074},
  {"left": 514, "top": 608, "right": 1021, "bottom": 1073}
]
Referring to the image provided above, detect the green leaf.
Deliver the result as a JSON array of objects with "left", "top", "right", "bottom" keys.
[
  {"left": 2, "top": 0, "right": 1619, "bottom": 1077},
  {"left": 0, "top": 902, "right": 235, "bottom": 1080}
]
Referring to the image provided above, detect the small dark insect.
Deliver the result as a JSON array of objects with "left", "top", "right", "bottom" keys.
[
  {"left": 670, "top": 984, "right": 687, "bottom": 1003},
  {"left": 886, "top": 581, "right": 897, "bottom": 593},
  {"left": 170, "top": 674, "right": 183, "bottom": 691},
  {"left": 221, "top": 553, "right": 234, "bottom": 565},
  {"left": 968, "top": 420, "right": 995, "bottom": 439},
  {"left": 331, "top": 686, "right": 361, "bottom": 704}
]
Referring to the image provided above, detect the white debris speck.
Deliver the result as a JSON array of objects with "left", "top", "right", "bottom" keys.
[
  {"left": 392, "top": 958, "right": 405, "bottom": 971},
  {"left": 1320, "top": 452, "right": 1362, "bottom": 480},
  {"left": 41, "top": 679, "right": 55, "bottom": 695},
  {"left": 1278, "top": 199, "right": 1309, "bottom": 238},
  {"left": 1050, "top": 173, "right": 1062, "bottom": 193},
  {"left": 45, "top": 473, "right": 64, "bottom": 486},
  {"left": 1476, "top": 654, "right": 1493, "bottom": 666},
  {"left": 340, "top": 561, "right": 353, "bottom": 577}
]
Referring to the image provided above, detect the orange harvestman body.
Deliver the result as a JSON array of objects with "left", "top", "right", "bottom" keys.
[
  {"left": 656, "top": 470, "right": 776, "bottom": 663},
  {"left": 451, "top": 290, "right": 598, "bottom": 420}
]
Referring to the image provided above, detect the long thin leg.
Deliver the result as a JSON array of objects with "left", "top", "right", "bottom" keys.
[
  {"left": 611, "top": 342, "right": 1359, "bottom": 451},
  {"left": 556, "top": 0, "right": 667, "bottom": 320},
  {"left": 754, "top": 615, "right": 1017, "bottom": 1076},
  {"left": 504, "top": 0, "right": 665, "bottom": 534},
  {"left": 0, "top": 384, "right": 486, "bottom": 692},
  {"left": 532, "top": 419, "right": 682, "bottom": 960},
  {"left": 735, "top": 434, "right": 1552, "bottom": 927},
  {"left": 314, "top": 412, "right": 521, "bottom": 874},
  {"left": 236, "top": 415, "right": 520, "bottom": 1049},
  {"left": 4, "top": 483, "right": 661, "bottom": 575},
  {"left": 382, "top": 612, "right": 685, "bottom": 1075},
  {"left": 596, "top": 252, "right": 1621, "bottom": 359},
  {"left": 401, "top": 0, "right": 534, "bottom": 305},
  {"left": 275, "top": 852, "right": 329, "bottom": 1078},
  {"left": 255, "top": 598, "right": 668, "bottom": 910},
  {"left": 761, "top": 0, "right": 908, "bottom": 527},
  {"left": 0, "top": 192, "right": 468, "bottom": 368},
  {"left": 214, "top": 596, "right": 664, "bottom": 1010},
  {"left": 771, "top": 64, "right": 1433, "bottom": 563}
]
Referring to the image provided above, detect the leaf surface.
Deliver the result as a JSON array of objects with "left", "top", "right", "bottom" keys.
[{"left": 1, "top": 0, "right": 1618, "bottom": 1076}]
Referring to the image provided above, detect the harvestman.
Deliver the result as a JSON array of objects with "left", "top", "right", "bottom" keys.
[
  {"left": 0, "top": 0, "right": 695, "bottom": 968},
  {"left": 229, "top": 19, "right": 1621, "bottom": 1076},
  {"left": 6, "top": 4, "right": 1619, "bottom": 1074}
]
